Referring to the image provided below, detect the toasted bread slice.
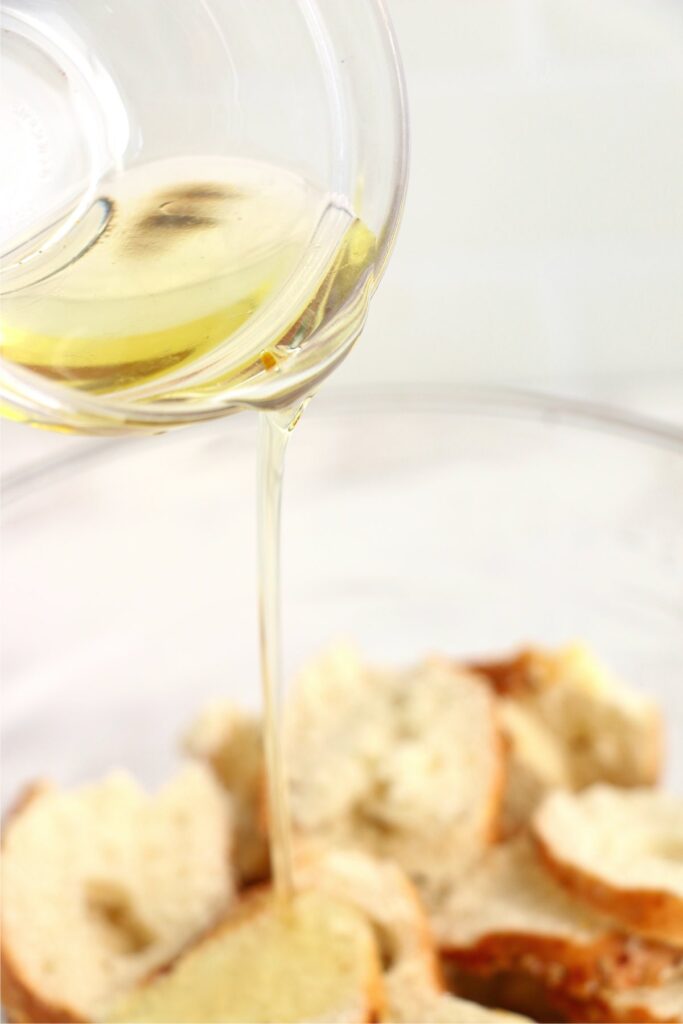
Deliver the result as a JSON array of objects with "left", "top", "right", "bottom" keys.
[
  {"left": 473, "top": 644, "right": 662, "bottom": 791},
  {"left": 382, "top": 961, "right": 532, "bottom": 1023},
  {"left": 430, "top": 836, "right": 679, "bottom": 998},
  {"left": 533, "top": 786, "right": 683, "bottom": 948},
  {"left": 286, "top": 644, "right": 504, "bottom": 894},
  {"left": 184, "top": 701, "right": 269, "bottom": 886},
  {"left": 1, "top": 766, "right": 234, "bottom": 1024},
  {"left": 106, "top": 887, "right": 382, "bottom": 1024}
]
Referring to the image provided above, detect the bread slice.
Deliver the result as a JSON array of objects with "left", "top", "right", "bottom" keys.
[
  {"left": 1, "top": 765, "right": 234, "bottom": 1023},
  {"left": 106, "top": 887, "right": 382, "bottom": 1024},
  {"left": 382, "top": 961, "right": 532, "bottom": 1023},
  {"left": 184, "top": 700, "right": 269, "bottom": 886},
  {"left": 533, "top": 786, "right": 683, "bottom": 948},
  {"left": 286, "top": 644, "right": 504, "bottom": 895},
  {"left": 473, "top": 644, "right": 662, "bottom": 791},
  {"left": 430, "top": 835, "right": 680, "bottom": 998}
]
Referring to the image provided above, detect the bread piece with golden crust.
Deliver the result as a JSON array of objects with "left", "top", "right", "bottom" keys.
[
  {"left": 533, "top": 786, "right": 683, "bottom": 948},
  {"left": 473, "top": 644, "right": 662, "bottom": 787},
  {"left": 431, "top": 836, "right": 680, "bottom": 1000},
  {"left": 1, "top": 766, "right": 234, "bottom": 1024}
]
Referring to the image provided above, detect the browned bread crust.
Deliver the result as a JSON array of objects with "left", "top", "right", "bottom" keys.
[
  {"left": 533, "top": 788, "right": 683, "bottom": 948},
  {"left": 471, "top": 645, "right": 663, "bottom": 789},
  {"left": 534, "top": 830, "right": 683, "bottom": 950}
]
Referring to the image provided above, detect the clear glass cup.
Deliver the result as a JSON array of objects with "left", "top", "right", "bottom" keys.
[
  {"left": 0, "top": 0, "right": 408, "bottom": 432},
  {"left": 2, "top": 391, "right": 682, "bottom": 798}
]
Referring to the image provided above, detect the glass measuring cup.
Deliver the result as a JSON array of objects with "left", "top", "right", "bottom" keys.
[{"left": 0, "top": 0, "right": 408, "bottom": 434}]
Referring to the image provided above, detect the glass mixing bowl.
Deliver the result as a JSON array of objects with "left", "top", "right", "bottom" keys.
[{"left": 2, "top": 391, "right": 682, "bottom": 804}]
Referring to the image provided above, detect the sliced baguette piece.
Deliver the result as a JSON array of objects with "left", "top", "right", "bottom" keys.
[
  {"left": 184, "top": 700, "right": 269, "bottom": 886},
  {"left": 431, "top": 835, "right": 680, "bottom": 998},
  {"left": 1, "top": 765, "right": 234, "bottom": 1024},
  {"left": 533, "top": 786, "right": 683, "bottom": 948},
  {"left": 382, "top": 961, "right": 532, "bottom": 1024},
  {"left": 106, "top": 887, "right": 382, "bottom": 1024},
  {"left": 287, "top": 643, "right": 505, "bottom": 894},
  {"left": 473, "top": 644, "right": 662, "bottom": 790}
]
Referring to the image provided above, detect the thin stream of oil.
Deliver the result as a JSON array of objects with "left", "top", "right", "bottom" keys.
[{"left": 257, "top": 406, "right": 302, "bottom": 902}]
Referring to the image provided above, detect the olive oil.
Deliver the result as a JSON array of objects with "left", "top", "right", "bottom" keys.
[{"left": 1, "top": 157, "right": 375, "bottom": 415}]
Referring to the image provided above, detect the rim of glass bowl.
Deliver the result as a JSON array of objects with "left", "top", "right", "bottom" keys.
[
  {"left": 0, "top": 0, "right": 410, "bottom": 434},
  {"left": 2, "top": 386, "right": 682, "bottom": 506}
]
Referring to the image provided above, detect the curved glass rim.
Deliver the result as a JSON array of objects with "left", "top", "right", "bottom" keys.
[
  {"left": 0, "top": 0, "right": 410, "bottom": 432},
  {"left": 2, "top": 385, "right": 682, "bottom": 507}
]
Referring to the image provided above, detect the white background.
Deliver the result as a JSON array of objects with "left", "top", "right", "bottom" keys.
[
  {"left": 334, "top": 0, "right": 683, "bottom": 414},
  {"left": 2, "top": 0, "right": 683, "bottom": 476}
]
